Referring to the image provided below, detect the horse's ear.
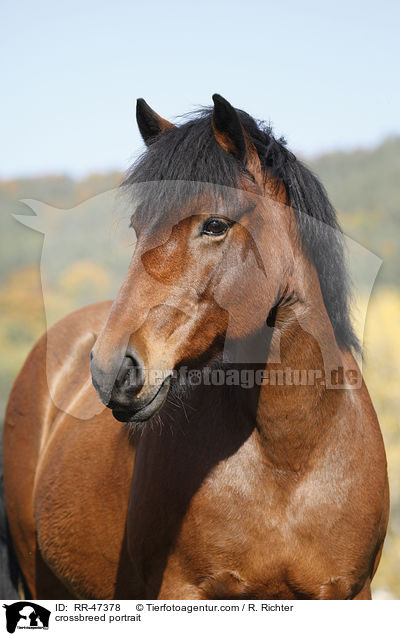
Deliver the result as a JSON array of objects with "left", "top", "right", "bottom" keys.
[
  {"left": 136, "top": 98, "right": 175, "bottom": 146},
  {"left": 212, "top": 94, "right": 248, "bottom": 164},
  {"left": 212, "top": 94, "right": 263, "bottom": 180}
]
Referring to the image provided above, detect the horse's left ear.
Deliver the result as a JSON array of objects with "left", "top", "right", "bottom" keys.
[
  {"left": 136, "top": 98, "right": 175, "bottom": 145},
  {"left": 211, "top": 94, "right": 249, "bottom": 165},
  {"left": 212, "top": 94, "right": 262, "bottom": 182}
]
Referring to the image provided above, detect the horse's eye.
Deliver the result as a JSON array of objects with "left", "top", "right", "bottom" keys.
[{"left": 201, "top": 218, "right": 230, "bottom": 236}]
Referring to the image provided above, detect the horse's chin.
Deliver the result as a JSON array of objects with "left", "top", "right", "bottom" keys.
[{"left": 111, "top": 376, "right": 171, "bottom": 423}]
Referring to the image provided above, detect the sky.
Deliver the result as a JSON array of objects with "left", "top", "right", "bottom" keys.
[{"left": 1, "top": 0, "right": 399, "bottom": 177}]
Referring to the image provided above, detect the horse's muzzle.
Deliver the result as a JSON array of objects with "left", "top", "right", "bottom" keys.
[
  {"left": 111, "top": 375, "right": 171, "bottom": 423},
  {"left": 90, "top": 348, "right": 171, "bottom": 422}
]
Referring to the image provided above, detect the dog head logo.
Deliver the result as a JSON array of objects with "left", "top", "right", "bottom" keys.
[
  {"left": 14, "top": 183, "right": 381, "bottom": 400},
  {"left": 3, "top": 602, "right": 50, "bottom": 633}
]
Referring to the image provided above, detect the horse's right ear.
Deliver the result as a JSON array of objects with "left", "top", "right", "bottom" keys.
[{"left": 136, "top": 99, "right": 175, "bottom": 145}]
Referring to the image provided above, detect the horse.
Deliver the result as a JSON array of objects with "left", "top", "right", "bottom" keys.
[
  {"left": 0, "top": 439, "right": 21, "bottom": 599},
  {"left": 2, "top": 94, "right": 389, "bottom": 600}
]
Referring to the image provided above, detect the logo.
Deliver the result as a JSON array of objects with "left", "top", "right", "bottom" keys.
[
  {"left": 3, "top": 602, "right": 50, "bottom": 634},
  {"left": 14, "top": 183, "right": 382, "bottom": 407}
]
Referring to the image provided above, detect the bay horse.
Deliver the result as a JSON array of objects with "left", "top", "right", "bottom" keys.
[{"left": 3, "top": 95, "right": 388, "bottom": 599}]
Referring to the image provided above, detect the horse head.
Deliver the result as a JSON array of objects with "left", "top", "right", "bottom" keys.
[{"left": 90, "top": 95, "right": 305, "bottom": 422}]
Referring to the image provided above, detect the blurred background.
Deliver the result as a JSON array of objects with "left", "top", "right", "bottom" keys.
[{"left": 1, "top": 0, "right": 399, "bottom": 597}]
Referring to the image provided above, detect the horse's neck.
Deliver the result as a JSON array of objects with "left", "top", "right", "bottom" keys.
[{"left": 254, "top": 258, "right": 351, "bottom": 469}]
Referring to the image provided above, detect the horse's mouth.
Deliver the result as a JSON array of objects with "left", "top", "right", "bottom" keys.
[{"left": 111, "top": 375, "right": 171, "bottom": 423}]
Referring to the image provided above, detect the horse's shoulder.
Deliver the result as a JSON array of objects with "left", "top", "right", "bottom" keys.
[
  {"left": 5, "top": 301, "right": 113, "bottom": 433},
  {"left": 47, "top": 300, "right": 113, "bottom": 337}
]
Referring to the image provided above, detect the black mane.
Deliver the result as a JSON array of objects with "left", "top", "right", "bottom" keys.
[{"left": 125, "top": 107, "right": 360, "bottom": 354}]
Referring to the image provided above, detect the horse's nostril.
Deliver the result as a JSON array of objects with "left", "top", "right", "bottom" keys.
[
  {"left": 116, "top": 356, "right": 134, "bottom": 387},
  {"left": 115, "top": 352, "right": 144, "bottom": 397}
]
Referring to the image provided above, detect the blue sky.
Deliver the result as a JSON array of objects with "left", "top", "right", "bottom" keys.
[{"left": 1, "top": 0, "right": 399, "bottom": 177}]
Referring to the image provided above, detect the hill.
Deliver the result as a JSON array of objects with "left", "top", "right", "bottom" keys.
[{"left": 1, "top": 137, "right": 399, "bottom": 286}]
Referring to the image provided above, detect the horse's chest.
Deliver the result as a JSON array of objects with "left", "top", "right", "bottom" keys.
[
  {"left": 149, "top": 464, "right": 359, "bottom": 600},
  {"left": 162, "top": 481, "right": 295, "bottom": 597}
]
